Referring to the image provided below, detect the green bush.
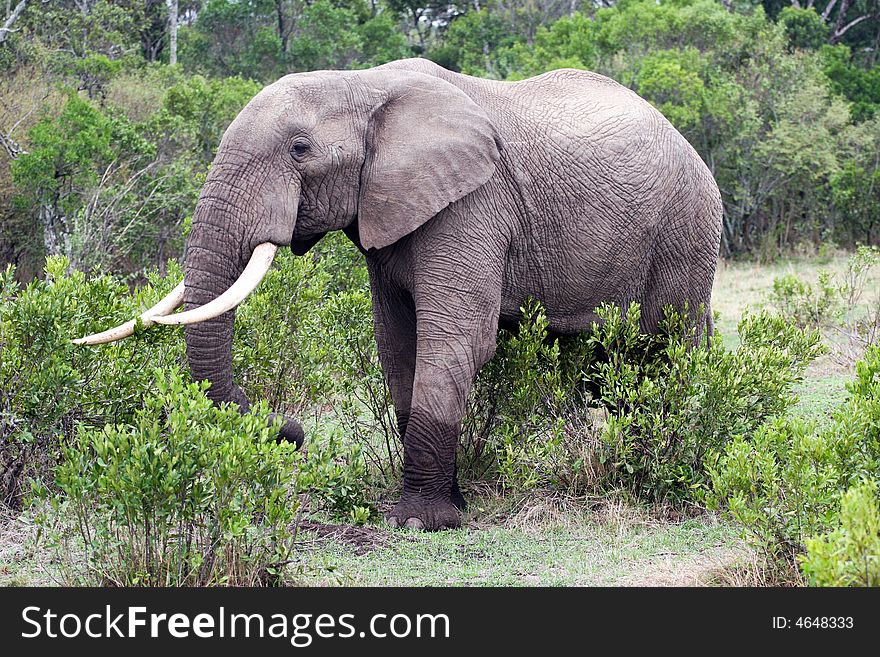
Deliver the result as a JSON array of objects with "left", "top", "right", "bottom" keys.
[
  {"left": 232, "top": 247, "right": 333, "bottom": 420},
  {"left": 768, "top": 247, "right": 880, "bottom": 359},
  {"left": 801, "top": 481, "right": 880, "bottom": 587},
  {"left": 778, "top": 7, "right": 829, "bottom": 52},
  {"left": 710, "top": 416, "right": 842, "bottom": 564},
  {"left": 769, "top": 271, "right": 837, "bottom": 328},
  {"left": 593, "top": 305, "right": 823, "bottom": 503},
  {"left": 297, "top": 432, "right": 375, "bottom": 525},
  {"left": 0, "top": 257, "right": 186, "bottom": 508},
  {"left": 462, "top": 299, "right": 598, "bottom": 493},
  {"left": 463, "top": 300, "right": 823, "bottom": 504},
  {"left": 308, "top": 285, "right": 399, "bottom": 483},
  {"left": 711, "top": 345, "right": 880, "bottom": 568},
  {"left": 2, "top": 250, "right": 378, "bottom": 524},
  {"left": 48, "top": 374, "right": 301, "bottom": 586},
  {"left": 233, "top": 235, "right": 397, "bottom": 489}
]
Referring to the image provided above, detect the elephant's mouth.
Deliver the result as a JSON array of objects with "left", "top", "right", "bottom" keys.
[{"left": 72, "top": 242, "right": 279, "bottom": 345}]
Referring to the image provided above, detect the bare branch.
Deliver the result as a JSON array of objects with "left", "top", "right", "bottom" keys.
[
  {"left": 821, "top": 0, "right": 839, "bottom": 21},
  {"left": 0, "top": 130, "right": 27, "bottom": 159},
  {"left": 8, "top": 94, "right": 44, "bottom": 135},
  {"left": 0, "top": 0, "right": 27, "bottom": 45},
  {"left": 833, "top": 14, "right": 873, "bottom": 42}
]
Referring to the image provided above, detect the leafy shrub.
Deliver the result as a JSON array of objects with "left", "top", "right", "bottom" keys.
[
  {"left": 297, "top": 432, "right": 375, "bottom": 525},
  {"left": 158, "top": 74, "right": 262, "bottom": 165},
  {"left": 233, "top": 248, "right": 333, "bottom": 420},
  {"left": 1, "top": 246, "right": 379, "bottom": 531},
  {"left": 463, "top": 300, "right": 823, "bottom": 504},
  {"left": 233, "top": 236, "right": 397, "bottom": 488},
  {"left": 9, "top": 90, "right": 178, "bottom": 272},
  {"left": 768, "top": 271, "right": 837, "bottom": 328},
  {"left": 462, "top": 300, "right": 598, "bottom": 493},
  {"left": 710, "top": 416, "right": 842, "bottom": 564},
  {"left": 593, "top": 305, "right": 823, "bottom": 503},
  {"left": 768, "top": 247, "right": 880, "bottom": 360},
  {"left": 801, "top": 481, "right": 880, "bottom": 587},
  {"left": 711, "top": 345, "right": 880, "bottom": 568},
  {"left": 1, "top": 251, "right": 377, "bottom": 585},
  {"left": 0, "top": 257, "right": 185, "bottom": 508},
  {"left": 47, "top": 374, "right": 301, "bottom": 586},
  {"left": 308, "top": 286, "right": 399, "bottom": 482},
  {"left": 778, "top": 7, "right": 829, "bottom": 52}
]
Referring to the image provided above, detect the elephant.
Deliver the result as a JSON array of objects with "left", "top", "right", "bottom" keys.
[{"left": 75, "top": 58, "right": 723, "bottom": 531}]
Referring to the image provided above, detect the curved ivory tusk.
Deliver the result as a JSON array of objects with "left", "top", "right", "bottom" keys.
[
  {"left": 153, "top": 243, "right": 277, "bottom": 326},
  {"left": 72, "top": 281, "right": 185, "bottom": 345}
]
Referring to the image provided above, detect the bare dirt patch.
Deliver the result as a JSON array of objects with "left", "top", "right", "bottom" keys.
[{"left": 296, "top": 520, "right": 416, "bottom": 556}]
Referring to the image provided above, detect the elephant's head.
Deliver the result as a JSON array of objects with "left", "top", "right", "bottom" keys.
[{"left": 74, "top": 65, "right": 502, "bottom": 443}]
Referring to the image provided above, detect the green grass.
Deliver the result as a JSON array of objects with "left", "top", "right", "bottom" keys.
[
  {"left": 791, "top": 369, "right": 852, "bottom": 423},
  {"left": 293, "top": 502, "right": 744, "bottom": 586}
]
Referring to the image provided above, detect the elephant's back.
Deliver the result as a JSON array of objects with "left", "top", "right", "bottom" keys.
[
  {"left": 504, "top": 68, "right": 698, "bottom": 164},
  {"left": 505, "top": 67, "right": 651, "bottom": 115},
  {"left": 374, "top": 60, "right": 680, "bottom": 151},
  {"left": 375, "top": 58, "right": 719, "bottom": 231}
]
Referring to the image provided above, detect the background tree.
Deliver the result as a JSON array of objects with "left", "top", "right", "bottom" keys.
[
  {"left": 0, "top": 0, "right": 27, "bottom": 46},
  {"left": 1, "top": 0, "right": 879, "bottom": 277}
]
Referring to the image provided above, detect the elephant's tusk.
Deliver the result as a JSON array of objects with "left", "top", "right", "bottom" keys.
[
  {"left": 72, "top": 281, "right": 186, "bottom": 345},
  {"left": 153, "top": 242, "right": 278, "bottom": 326}
]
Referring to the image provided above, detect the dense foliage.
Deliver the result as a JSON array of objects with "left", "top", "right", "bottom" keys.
[
  {"left": 711, "top": 344, "right": 880, "bottom": 581},
  {"left": 2, "top": 0, "right": 879, "bottom": 277},
  {"left": 51, "top": 376, "right": 302, "bottom": 586},
  {"left": 1, "top": 251, "right": 374, "bottom": 584},
  {"left": 801, "top": 480, "right": 880, "bottom": 587},
  {"left": 464, "top": 301, "right": 824, "bottom": 502},
  {"left": 0, "top": 257, "right": 186, "bottom": 507}
]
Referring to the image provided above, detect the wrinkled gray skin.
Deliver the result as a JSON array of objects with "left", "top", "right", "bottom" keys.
[{"left": 184, "top": 58, "right": 722, "bottom": 531}]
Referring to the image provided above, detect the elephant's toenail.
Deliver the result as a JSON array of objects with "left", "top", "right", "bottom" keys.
[
  {"left": 387, "top": 516, "right": 400, "bottom": 528},
  {"left": 404, "top": 518, "right": 425, "bottom": 530}
]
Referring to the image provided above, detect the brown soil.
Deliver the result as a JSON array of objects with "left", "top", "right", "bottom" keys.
[{"left": 297, "top": 520, "right": 416, "bottom": 556}]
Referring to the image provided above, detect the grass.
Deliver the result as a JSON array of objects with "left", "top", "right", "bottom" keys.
[
  {"left": 293, "top": 500, "right": 745, "bottom": 586},
  {"left": 0, "top": 254, "right": 869, "bottom": 587}
]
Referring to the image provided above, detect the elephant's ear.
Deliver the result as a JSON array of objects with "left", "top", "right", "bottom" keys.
[{"left": 358, "top": 71, "right": 502, "bottom": 251}]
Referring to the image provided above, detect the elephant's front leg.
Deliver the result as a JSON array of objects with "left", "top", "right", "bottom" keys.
[{"left": 388, "top": 292, "right": 499, "bottom": 531}]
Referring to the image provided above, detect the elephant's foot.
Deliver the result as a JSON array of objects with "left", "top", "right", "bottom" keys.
[
  {"left": 270, "top": 413, "right": 305, "bottom": 447},
  {"left": 387, "top": 496, "right": 461, "bottom": 531}
]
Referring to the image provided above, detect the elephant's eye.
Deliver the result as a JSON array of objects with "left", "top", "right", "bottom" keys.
[{"left": 290, "top": 142, "right": 311, "bottom": 160}]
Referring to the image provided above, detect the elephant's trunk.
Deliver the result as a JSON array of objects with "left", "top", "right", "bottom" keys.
[
  {"left": 180, "top": 178, "right": 305, "bottom": 446},
  {"left": 182, "top": 197, "right": 249, "bottom": 410},
  {"left": 73, "top": 155, "right": 305, "bottom": 445}
]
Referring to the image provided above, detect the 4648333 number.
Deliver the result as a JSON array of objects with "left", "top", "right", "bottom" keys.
[{"left": 795, "top": 617, "right": 854, "bottom": 629}]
